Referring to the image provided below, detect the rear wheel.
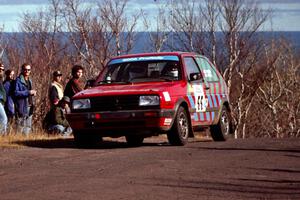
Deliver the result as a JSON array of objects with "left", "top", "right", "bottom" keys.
[
  {"left": 210, "top": 107, "right": 232, "bottom": 141},
  {"left": 73, "top": 131, "right": 102, "bottom": 148},
  {"left": 167, "top": 106, "right": 190, "bottom": 146},
  {"left": 125, "top": 135, "right": 144, "bottom": 147}
]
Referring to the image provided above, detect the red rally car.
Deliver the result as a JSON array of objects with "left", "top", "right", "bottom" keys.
[{"left": 67, "top": 52, "right": 234, "bottom": 146}]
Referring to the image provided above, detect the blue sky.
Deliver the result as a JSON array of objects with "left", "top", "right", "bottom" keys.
[{"left": 0, "top": 0, "right": 299, "bottom": 32}]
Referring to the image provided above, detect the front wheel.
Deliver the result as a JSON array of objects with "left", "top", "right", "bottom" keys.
[
  {"left": 167, "top": 106, "right": 190, "bottom": 146},
  {"left": 210, "top": 107, "right": 232, "bottom": 141}
]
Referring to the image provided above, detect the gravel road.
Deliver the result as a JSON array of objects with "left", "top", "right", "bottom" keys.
[{"left": 0, "top": 137, "right": 299, "bottom": 200}]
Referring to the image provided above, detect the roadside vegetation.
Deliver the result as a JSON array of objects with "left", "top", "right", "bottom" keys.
[
  {"left": 0, "top": 131, "right": 63, "bottom": 148},
  {"left": 0, "top": 0, "right": 299, "bottom": 139}
]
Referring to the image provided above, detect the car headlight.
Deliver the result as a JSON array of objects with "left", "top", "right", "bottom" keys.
[
  {"left": 139, "top": 95, "right": 160, "bottom": 106},
  {"left": 72, "top": 99, "right": 91, "bottom": 109}
]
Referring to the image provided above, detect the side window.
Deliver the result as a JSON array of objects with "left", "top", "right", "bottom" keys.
[
  {"left": 183, "top": 57, "right": 202, "bottom": 81},
  {"left": 195, "top": 57, "right": 219, "bottom": 82}
]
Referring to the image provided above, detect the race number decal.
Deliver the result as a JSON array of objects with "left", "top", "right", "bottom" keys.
[{"left": 193, "top": 85, "right": 208, "bottom": 112}]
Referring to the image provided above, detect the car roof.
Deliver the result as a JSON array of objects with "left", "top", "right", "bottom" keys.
[{"left": 110, "top": 52, "right": 199, "bottom": 60}]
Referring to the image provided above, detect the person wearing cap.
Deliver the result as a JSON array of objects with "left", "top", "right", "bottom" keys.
[
  {"left": 3, "top": 69, "right": 16, "bottom": 125},
  {"left": 64, "top": 65, "right": 84, "bottom": 98},
  {"left": 49, "top": 70, "right": 64, "bottom": 108},
  {"left": 0, "top": 63, "right": 8, "bottom": 135},
  {"left": 47, "top": 96, "right": 72, "bottom": 136},
  {"left": 14, "top": 63, "right": 37, "bottom": 135}
]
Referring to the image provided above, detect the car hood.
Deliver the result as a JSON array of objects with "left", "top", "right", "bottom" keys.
[{"left": 73, "top": 81, "right": 182, "bottom": 99}]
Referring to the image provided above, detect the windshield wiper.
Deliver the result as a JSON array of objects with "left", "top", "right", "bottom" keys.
[
  {"left": 113, "top": 81, "right": 132, "bottom": 84},
  {"left": 96, "top": 80, "right": 132, "bottom": 85},
  {"left": 159, "top": 77, "right": 174, "bottom": 81},
  {"left": 96, "top": 81, "right": 110, "bottom": 85}
]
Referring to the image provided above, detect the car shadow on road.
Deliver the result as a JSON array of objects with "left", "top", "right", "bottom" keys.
[{"left": 13, "top": 137, "right": 171, "bottom": 149}]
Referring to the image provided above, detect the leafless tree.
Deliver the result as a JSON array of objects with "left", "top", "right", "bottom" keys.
[
  {"left": 282, "top": 46, "right": 300, "bottom": 137},
  {"left": 233, "top": 38, "right": 280, "bottom": 138},
  {"left": 200, "top": 0, "right": 220, "bottom": 65},
  {"left": 219, "top": 0, "right": 270, "bottom": 96},
  {"left": 6, "top": 0, "right": 69, "bottom": 129},
  {"left": 214, "top": 0, "right": 269, "bottom": 138},
  {"left": 61, "top": 0, "right": 141, "bottom": 77},
  {"left": 100, "top": 0, "right": 140, "bottom": 56},
  {"left": 256, "top": 39, "right": 300, "bottom": 138},
  {"left": 62, "top": 0, "right": 103, "bottom": 78},
  {"left": 169, "top": 0, "right": 206, "bottom": 53},
  {"left": 142, "top": 2, "right": 170, "bottom": 52}
]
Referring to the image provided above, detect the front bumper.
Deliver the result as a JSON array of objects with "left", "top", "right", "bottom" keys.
[{"left": 67, "top": 109, "right": 175, "bottom": 136}]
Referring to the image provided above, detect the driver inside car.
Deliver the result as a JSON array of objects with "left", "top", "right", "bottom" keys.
[{"left": 161, "top": 62, "right": 179, "bottom": 80}]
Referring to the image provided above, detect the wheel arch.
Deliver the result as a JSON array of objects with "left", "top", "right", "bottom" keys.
[
  {"left": 223, "top": 101, "right": 231, "bottom": 112},
  {"left": 220, "top": 101, "right": 235, "bottom": 134},
  {"left": 173, "top": 98, "right": 194, "bottom": 137},
  {"left": 215, "top": 100, "right": 231, "bottom": 120}
]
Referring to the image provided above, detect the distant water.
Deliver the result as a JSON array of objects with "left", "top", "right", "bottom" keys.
[
  {"left": 258, "top": 31, "right": 300, "bottom": 50},
  {"left": 3, "top": 31, "right": 300, "bottom": 54},
  {"left": 132, "top": 31, "right": 300, "bottom": 53}
]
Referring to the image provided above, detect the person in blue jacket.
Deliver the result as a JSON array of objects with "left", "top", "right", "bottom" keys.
[
  {"left": 14, "top": 63, "right": 37, "bottom": 135},
  {"left": 0, "top": 63, "right": 7, "bottom": 135},
  {"left": 3, "top": 69, "right": 15, "bottom": 125}
]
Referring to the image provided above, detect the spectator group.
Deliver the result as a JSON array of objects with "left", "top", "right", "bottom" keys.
[{"left": 0, "top": 63, "right": 85, "bottom": 136}]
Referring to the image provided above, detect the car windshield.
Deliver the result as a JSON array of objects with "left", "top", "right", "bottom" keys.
[{"left": 96, "top": 56, "right": 181, "bottom": 85}]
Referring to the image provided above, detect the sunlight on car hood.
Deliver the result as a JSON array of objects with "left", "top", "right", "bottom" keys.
[{"left": 74, "top": 82, "right": 182, "bottom": 98}]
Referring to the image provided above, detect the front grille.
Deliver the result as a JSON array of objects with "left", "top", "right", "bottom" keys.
[
  {"left": 72, "top": 95, "right": 159, "bottom": 112},
  {"left": 90, "top": 95, "right": 140, "bottom": 111}
]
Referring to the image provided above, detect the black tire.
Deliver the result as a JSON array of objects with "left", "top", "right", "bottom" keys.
[
  {"left": 73, "top": 131, "right": 101, "bottom": 148},
  {"left": 210, "top": 107, "right": 232, "bottom": 141},
  {"left": 167, "top": 106, "right": 190, "bottom": 146},
  {"left": 125, "top": 135, "right": 144, "bottom": 147}
]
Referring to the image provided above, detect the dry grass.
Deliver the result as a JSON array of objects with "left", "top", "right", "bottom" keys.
[
  {"left": 0, "top": 132, "right": 66, "bottom": 148},
  {"left": 0, "top": 129, "right": 212, "bottom": 149}
]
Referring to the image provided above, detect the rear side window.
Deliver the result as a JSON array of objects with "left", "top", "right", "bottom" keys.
[
  {"left": 195, "top": 57, "right": 219, "bottom": 82},
  {"left": 183, "top": 57, "right": 201, "bottom": 80}
]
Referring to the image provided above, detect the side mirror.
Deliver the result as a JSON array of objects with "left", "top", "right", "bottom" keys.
[
  {"left": 189, "top": 73, "right": 203, "bottom": 81},
  {"left": 85, "top": 79, "right": 96, "bottom": 89}
]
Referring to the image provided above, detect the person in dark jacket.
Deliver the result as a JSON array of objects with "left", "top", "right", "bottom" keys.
[
  {"left": 48, "top": 70, "right": 64, "bottom": 108},
  {"left": 3, "top": 69, "right": 15, "bottom": 124},
  {"left": 64, "top": 65, "right": 84, "bottom": 98},
  {"left": 48, "top": 96, "right": 72, "bottom": 136},
  {"left": 14, "top": 63, "right": 37, "bottom": 135},
  {"left": 0, "top": 63, "right": 7, "bottom": 135}
]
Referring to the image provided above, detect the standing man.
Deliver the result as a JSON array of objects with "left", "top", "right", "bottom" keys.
[
  {"left": 0, "top": 63, "right": 7, "bottom": 135},
  {"left": 49, "top": 70, "right": 64, "bottom": 108},
  {"left": 64, "top": 65, "right": 84, "bottom": 98},
  {"left": 14, "top": 63, "right": 37, "bottom": 135},
  {"left": 3, "top": 69, "right": 16, "bottom": 124}
]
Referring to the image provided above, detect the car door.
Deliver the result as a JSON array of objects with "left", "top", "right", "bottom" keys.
[
  {"left": 195, "top": 56, "right": 224, "bottom": 124},
  {"left": 182, "top": 56, "right": 211, "bottom": 126}
]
